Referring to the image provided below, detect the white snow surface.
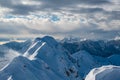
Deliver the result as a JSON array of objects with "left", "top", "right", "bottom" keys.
[
  {"left": 0, "top": 36, "right": 120, "bottom": 80},
  {"left": 0, "top": 36, "right": 81, "bottom": 80},
  {"left": 72, "top": 51, "right": 97, "bottom": 78},
  {"left": 85, "top": 65, "right": 120, "bottom": 80},
  {"left": 23, "top": 41, "right": 39, "bottom": 57}
]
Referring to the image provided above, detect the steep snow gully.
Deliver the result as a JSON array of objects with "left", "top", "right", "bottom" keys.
[{"left": 0, "top": 36, "right": 120, "bottom": 80}]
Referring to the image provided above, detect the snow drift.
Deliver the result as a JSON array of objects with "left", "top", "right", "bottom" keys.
[{"left": 85, "top": 65, "right": 120, "bottom": 80}]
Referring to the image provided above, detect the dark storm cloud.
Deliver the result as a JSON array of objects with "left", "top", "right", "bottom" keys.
[
  {"left": 78, "top": 0, "right": 111, "bottom": 5},
  {"left": 39, "top": 0, "right": 111, "bottom": 7},
  {"left": 0, "top": 0, "right": 111, "bottom": 15},
  {"left": 69, "top": 7, "right": 105, "bottom": 14},
  {"left": 11, "top": 5, "right": 37, "bottom": 15},
  {"left": 0, "top": 0, "right": 37, "bottom": 15}
]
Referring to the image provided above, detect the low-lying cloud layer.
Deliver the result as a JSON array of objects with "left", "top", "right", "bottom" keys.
[{"left": 0, "top": 0, "right": 120, "bottom": 40}]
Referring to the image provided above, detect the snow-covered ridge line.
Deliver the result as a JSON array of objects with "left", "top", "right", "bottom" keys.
[
  {"left": 29, "top": 42, "right": 46, "bottom": 60},
  {"left": 0, "top": 36, "right": 82, "bottom": 80},
  {"left": 23, "top": 41, "right": 39, "bottom": 57},
  {"left": 0, "top": 36, "right": 120, "bottom": 80}
]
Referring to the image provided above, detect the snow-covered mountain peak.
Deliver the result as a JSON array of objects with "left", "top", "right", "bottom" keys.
[
  {"left": 23, "top": 36, "right": 59, "bottom": 60},
  {"left": 35, "top": 36, "right": 57, "bottom": 44},
  {"left": 0, "top": 36, "right": 82, "bottom": 80},
  {"left": 1, "top": 36, "right": 120, "bottom": 80},
  {"left": 41, "top": 36, "right": 58, "bottom": 46},
  {"left": 34, "top": 37, "right": 41, "bottom": 42}
]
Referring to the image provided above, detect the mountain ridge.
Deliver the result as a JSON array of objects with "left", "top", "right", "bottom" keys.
[{"left": 0, "top": 36, "right": 120, "bottom": 80}]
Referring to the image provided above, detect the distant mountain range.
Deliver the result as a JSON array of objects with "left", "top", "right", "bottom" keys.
[{"left": 0, "top": 36, "right": 120, "bottom": 80}]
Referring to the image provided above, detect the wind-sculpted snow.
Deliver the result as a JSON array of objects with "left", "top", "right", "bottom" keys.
[{"left": 85, "top": 65, "right": 120, "bottom": 80}]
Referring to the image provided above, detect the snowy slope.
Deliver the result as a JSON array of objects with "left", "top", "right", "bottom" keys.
[
  {"left": 0, "top": 36, "right": 120, "bottom": 80},
  {"left": 62, "top": 39, "right": 120, "bottom": 57},
  {"left": 3, "top": 40, "right": 32, "bottom": 53},
  {"left": 72, "top": 51, "right": 98, "bottom": 78},
  {"left": 108, "top": 54, "right": 120, "bottom": 66},
  {"left": 85, "top": 65, "right": 120, "bottom": 80},
  {"left": 0, "top": 56, "right": 62, "bottom": 80},
  {"left": 26, "top": 36, "right": 81, "bottom": 79},
  {"left": 0, "top": 36, "right": 81, "bottom": 80}
]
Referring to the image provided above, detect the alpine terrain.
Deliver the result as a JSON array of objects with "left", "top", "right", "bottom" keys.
[{"left": 0, "top": 36, "right": 120, "bottom": 80}]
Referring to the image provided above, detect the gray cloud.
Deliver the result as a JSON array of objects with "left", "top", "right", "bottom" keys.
[
  {"left": 108, "top": 11, "right": 120, "bottom": 20},
  {"left": 0, "top": 21, "right": 48, "bottom": 35},
  {"left": 0, "top": 0, "right": 112, "bottom": 15},
  {"left": 69, "top": 7, "right": 105, "bottom": 14},
  {"left": 11, "top": 5, "right": 37, "bottom": 15},
  {"left": 0, "top": 0, "right": 119, "bottom": 40},
  {"left": 0, "top": 22, "right": 26, "bottom": 34},
  {"left": 0, "top": 0, "right": 12, "bottom": 7},
  {"left": 39, "top": 0, "right": 111, "bottom": 7},
  {"left": 0, "top": 0, "right": 117, "bottom": 21}
]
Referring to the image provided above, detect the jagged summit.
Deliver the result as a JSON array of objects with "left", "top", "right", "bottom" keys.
[{"left": 34, "top": 36, "right": 58, "bottom": 47}]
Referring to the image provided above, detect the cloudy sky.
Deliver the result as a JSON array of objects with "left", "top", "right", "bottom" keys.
[{"left": 0, "top": 0, "right": 120, "bottom": 40}]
